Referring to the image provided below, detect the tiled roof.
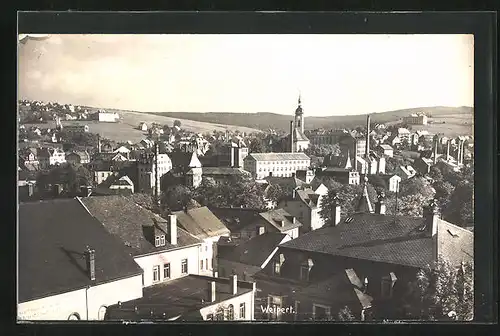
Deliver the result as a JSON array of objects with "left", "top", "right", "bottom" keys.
[
  {"left": 80, "top": 196, "right": 201, "bottom": 256},
  {"left": 284, "top": 188, "right": 322, "bottom": 209},
  {"left": 220, "top": 232, "right": 287, "bottom": 267},
  {"left": 264, "top": 176, "right": 305, "bottom": 189},
  {"left": 246, "top": 153, "right": 311, "bottom": 162},
  {"left": 173, "top": 207, "right": 230, "bottom": 240},
  {"left": 259, "top": 208, "right": 303, "bottom": 232},
  {"left": 209, "top": 207, "right": 262, "bottom": 233},
  {"left": 355, "top": 185, "right": 373, "bottom": 213},
  {"left": 437, "top": 220, "right": 474, "bottom": 265},
  {"left": 170, "top": 151, "right": 201, "bottom": 170},
  {"left": 281, "top": 213, "right": 472, "bottom": 269},
  {"left": 105, "top": 275, "right": 254, "bottom": 321},
  {"left": 18, "top": 198, "right": 143, "bottom": 303}
]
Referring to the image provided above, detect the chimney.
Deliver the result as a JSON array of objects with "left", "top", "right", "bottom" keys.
[
  {"left": 230, "top": 274, "right": 238, "bottom": 295},
  {"left": 446, "top": 140, "right": 451, "bottom": 161},
  {"left": 423, "top": 199, "right": 439, "bottom": 237},
  {"left": 332, "top": 194, "right": 341, "bottom": 226},
  {"left": 213, "top": 270, "right": 218, "bottom": 278},
  {"left": 280, "top": 220, "right": 286, "bottom": 227},
  {"left": 292, "top": 189, "right": 296, "bottom": 199},
  {"left": 432, "top": 135, "right": 439, "bottom": 165},
  {"left": 455, "top": 139, "right": 461, "bottom": 164},
  {"left": 292, "top": 216, "right": 296, "bottom": 224},
  {"left": 290, "top": 121, "right": 295, "bottom": 153},
  {"left": 365, "top": 115, "right": 371, "bottom": 160},
  {"left": 168, "top": 215, "right": 177, "bottom": 245},
  {"left": 84, "top": 247, "right": 96, "bottom": 281},
  {"left": 208, "top": 281, "right": 216, "bottom": 302},
  {"left": 375, "top": 192, "right": 386, "bottom": 215},
  {"left": 28, "top": 183, "right": 34, "bottom": 197}
]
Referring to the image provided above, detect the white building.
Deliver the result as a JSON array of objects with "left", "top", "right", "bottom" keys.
[
  {"left": 95, "top": 111, "right": 120, "bottom": 122},
  {"left": 244, "top": 152, "right": 311, "bottom": 180},
  {"left": 403, "top": 113, "right": 428, "bottom": 125},
  {"left": 18, "top": 199, "right": 144, "bottom": 321}
]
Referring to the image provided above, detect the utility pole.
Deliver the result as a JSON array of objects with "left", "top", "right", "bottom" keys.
[{"left": 154, "top": 137, "right": 160, "bottom": 212}]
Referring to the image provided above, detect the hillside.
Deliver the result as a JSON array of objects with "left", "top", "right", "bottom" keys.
[
  {"left": 21, "top": 107, "right": 262, "bottom": 143},
  {"left": 147, "top": 106, "right": 473, "bottom": 136}
]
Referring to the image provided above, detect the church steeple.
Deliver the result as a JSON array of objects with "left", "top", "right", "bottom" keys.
[{"left": 294, "top": 92, "right": 305, "bottom": 134}]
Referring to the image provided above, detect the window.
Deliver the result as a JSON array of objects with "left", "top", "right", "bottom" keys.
[
  {"left": 273, "top": 261, "right": 281, "bottom": 275},
  {"left": 313, "top": 304, "right": 331, "bottom": 320},
  {"left": 153, "top": 265, "right": 160, "bottom": 282},
  {"left": 300, "top": 265, "right": 309, "bottom": 281},
  {"left": 227, "top": 304, "right": 234, "bottom": 320},
  {"left": 206, "top": 313, "right": 214, "bottom": 320},
  {"left": 159, "top": 235, "right": 165, "bottom": 246},
  {"left": 163, "top": 263, "right": 170, "bottom": 279},
  {"left": 205, "top": 245, "right": 208, "bottom": 252},
  {"left": 181, "top": 259, "right": 188, "bottom": 274},
  {"left": 200, "top": 260, "right": 204, "bottom": 271},
  {"left": 206, "top": 258, "right": 209, "bottom": 269},
  {"left": 257, "top": 226, "right": 265, "bottom": 235},
  {"left": 239, "top": 303, "right": 246, "bottom": 319}
]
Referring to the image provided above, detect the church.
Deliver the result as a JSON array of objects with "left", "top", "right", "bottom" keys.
[{"left": 287, "top": 95, "right": 310, "bottom": 152}]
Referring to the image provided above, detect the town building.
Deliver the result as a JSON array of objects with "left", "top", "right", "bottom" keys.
[
  {"left": 315, "top": 167, "right": 360, "bottom": 185},
  {"left": 65, "top": 150, "right": 91, "bottom": 165},
  {"left": 253, "top": 195, "right": 473, "bottom": 321},
  {"left": 186, "top": 167, "right": 251, "bottom": 185},
  {"left": 403, "top": 113, "right": 428, "bottom": 125},
  {"left": 395, "top": 165, "right": 417, "bottom": 180},
  {"left": 138, "top": 122, "right": 148, "bottom": 132},
  {"left": 63, "top": 124, "right": 90, "bottom": 133},
  {"left": 218, "top": 232, "right": 292, "bottom": 282},
  {"left": 136, "top": 147, "right": 173, "bottom": 194},
  {"left": 105, "top": 274, "right": 256, "bottom": 321},
  {"left": 91, "top": 110, "right": 120, "bottom": 122},
  {"left": 216, "top": 140, "right": 249, "bottom": 169},
  {"left": 308, "top": 129, "right": 349, "bottom": 146},
  {"left": 243, "top": 153, "right": 311, "bottom": 180},
  {"left": 172, "top": 207, "right": 231, "bottom": 276},
  {"left": 375, "top": 144, "right": 394, "bottom": 158},
  {"left": 18, "top": 198, "right": 144, "bottom": 321},
  {"left": 37, "top": 147, "right": 66, "bottom": 168},
  {"left": 169, "top": 151, "right": 203, "bottom": 188},
  {"left": 79, "top": 196, "right": 203, "bottom": 286},
  {"left": 277, "top": 187, "right": 326, "bottom": 234}
]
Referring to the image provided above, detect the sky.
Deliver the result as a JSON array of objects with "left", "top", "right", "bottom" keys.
[{"left": 18, "top": 34, "right": 474, "bottom": 117}]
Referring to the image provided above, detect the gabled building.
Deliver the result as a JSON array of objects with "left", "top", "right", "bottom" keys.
[
  {"left": 172, "top": 207, "right": 231, "bottom": 276},
  {"left": 169, "top": 151, "right": 203, "bottom": 188},
  {"left": 278, "top": 187, "right": 325, "bottom": 234},
  {"left": 375, "top": 144, "right": 394, "bottom": 158},
  {"left": 66, "top": 150, "right": 91, "bottom": 165},
  {"left": 218, "top": 232, "right": 291, "bottom": 281},
  {"left": 285, "top": 95, "right": 310, "bottom": 153},
  {"left": 37, "top": 147, "right": 66, "bottom": 168},
  {"left": 105, "top": 274, "right": 256, "bottom": 321},
  {"left": 79, "top": 196, "right": 203, "bottom": 286},
  {"left": 395, "top": 165, "right": 417, "bottom": 180},
  {"left": 18, "top": 199, "right": 144, "bottom": 321},
  {"left": 187, "top": 167, "right": 251, "bottom": 185},
  {"left": 253, "top": 197, "right": 473, "bottom": 321}
]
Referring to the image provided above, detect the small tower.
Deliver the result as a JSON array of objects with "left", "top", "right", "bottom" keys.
[
  {"left": 355, "top": 176, "right": 373, "bottom": 213},
  {"left": 294, "top": 93, "right": 305, "bottom": 134}
]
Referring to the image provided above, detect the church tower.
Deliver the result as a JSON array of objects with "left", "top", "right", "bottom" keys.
[{"left": 294, "top": 94, "right": 305, "bottom": 134}]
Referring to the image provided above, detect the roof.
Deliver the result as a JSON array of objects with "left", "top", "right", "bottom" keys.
[
  {"left": 170, "top": 151, "right": 202, "bottom": 169},
  {"left": 284, "top": 188, "right": 322, "bottom": 209},
  {"left": 264, "top": 176, "right": 305, "bottom": 189},
  {"left": 110, "top": 175, "right": 134, "bottom": 187},
  {"left": 220, "top": 232, "right": 288, "bottom": 266},
  {"left": 209, "top": 207, "right": 262, "bottom": 233},
  {"left": 378, "top": 144, "right": 393, "bottom": 150},
  {"left": 18, "top": 198, "right": 143, "bottom": 303},
  {"left": 355, "top": 184, "right": 373, "bottom": 213},
  {"left": 187, "top": 167, "right": 251, "bottom": 176},
  {"left": 105, "top": 275, "right": 254, "bottom": 321},
  {"left": 280, "top": 213, "right": 473, "bottom": 269},
  {"left": 80, "top": 196, "right": 202, "bottom": 256},
  {"left": 173, "top": 207, "right": 230, "bottom": 240},
  {"left": 246, "top": 152, "right": 311, "bottom": 162},
  {"left": 293, "top": 128, "right": 310, "bottom": 142},
  {"left": 259, "top": 208, "right": 303, "bottom": 232}
]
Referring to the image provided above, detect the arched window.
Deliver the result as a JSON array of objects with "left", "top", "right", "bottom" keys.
[
  {"left": 68, "top": 313, "right": 80, "bottom": 320},
  {"left": 98, "top": 305, "right": 107, "bottom": 320},
  {"left": 227, "top": 304, "right": 234, "bottom": 320}
]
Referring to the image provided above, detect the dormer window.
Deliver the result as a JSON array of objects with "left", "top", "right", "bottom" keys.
[{"left": 155, "top": 235, "right": 166, "bottom": 247}]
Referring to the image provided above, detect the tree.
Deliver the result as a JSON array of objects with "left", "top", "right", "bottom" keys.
[
  {"left": 399, "top": 177, "right": 435, "bottom": 200},
  {"left": 193, "top": 176, "right": 267, "bottom": 210},
  {"left": 405, "top": 260, "right": 473, "bottom": 321},
  {"left": 441, "top": 180, "right": 474, "bottom": 227},
  {"left": 304, "top": 144, "right": 341, "bottom": 157},
  {"left": 249, "top": 138, "right": 266, "bottom": 153},
  {"left": 173, "top": 120, "right": 182, "bottom": 128},
  {"left": 266, "top": 184, "right": 286, "bottom": 205},
  {"left": 161, "top": 185, "right": 193, "bottom": 212},
  {"left": 336, "top": 306, "right": 356, "bottom": 321},
  {"left": 433, "top": 180, "right": 455, "bottom": 209}
]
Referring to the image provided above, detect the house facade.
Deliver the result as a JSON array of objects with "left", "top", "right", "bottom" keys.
[
  {"left": 244, "top": 153, "right": 311, "bottom": 180},
  {"left": 277, "top": 187, "right": 325, "bottom": 234}
]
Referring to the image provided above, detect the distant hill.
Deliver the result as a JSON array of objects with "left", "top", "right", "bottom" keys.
[{"left": 146, "top": 106, "right": 474, "bottom": 133}]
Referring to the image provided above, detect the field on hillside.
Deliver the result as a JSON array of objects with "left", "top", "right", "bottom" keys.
[
  {"left": 23, "top": 110, "right": 261, "bottom": 143},
  {"left": 386, "top": 112, "right": 473, "bottom": 137}
]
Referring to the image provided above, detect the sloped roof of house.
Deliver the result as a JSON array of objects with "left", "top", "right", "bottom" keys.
[
  {"left": 80, "top": 196, "right": 201, "bottom": 256},
  {"left": 246, "top": 152, "right": 311, "bottom": 162},
  {"left": 285, "top": 188, "right": 322, "bottom": 209},
  {"left": 110, "top": 175, "right": 134, "bottom": 187},
  {"left": 186, "top": 167, "right": 251, "bottom": 176},
  {"left": 170, "top": 151, "right": 202, "bottom": 169},
  {"left": 378, "top": 144, "right": 393, "bottom": 151},
  {"left": 293, "top": 128, "right": 310, "bottom": 142},
  {"left": 259, "top": 208, "right": 303, "bottom": 232},
  {"left": 172, "top": 207, "right": 230, "bottom": 240},
  {"left": 219, "top": 232, "right": 288, "bottom": 267},
  {"left": 264, "top": 176, "right": 305, "bottom": 189},
  {"left": 105, "top": 275, "right": 254, "bottom": 321},
  {"left": 209, "top": 207, "right": 262, "bottom": 233},
  {"left": 281, "top": 213, "right": 473, "bottom": 269},
  {"left": 18, "top": 198, "right": 143, "bottom": 303}
]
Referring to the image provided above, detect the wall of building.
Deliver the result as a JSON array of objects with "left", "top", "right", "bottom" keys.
[
  {"left": 218, "top": 259, "right": 262, "bottom": 281},
  {"left": 134, "top": 245, "right": 201, "bottom": 287},
  {"left": 18, "top": 274, "right": 143, "bottom": 321},
  {"left": 94, "top": 171, "right": 114, "bottom": 185},
  {"left": 200, "top": 234, "right": 229, "bottom": 274},
  {"left": 199, "top": 289, "right": 256, "bottom": 321},
  {"left": 98, "top": 113, "right": 119, "bottom": 122}
]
